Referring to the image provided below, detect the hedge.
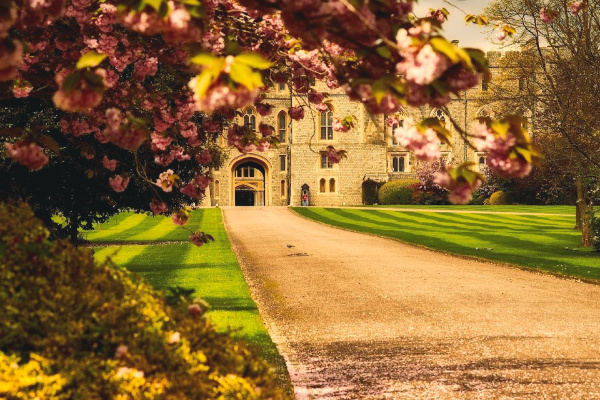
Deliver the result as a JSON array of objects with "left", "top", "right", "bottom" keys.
[
  {"left": 378, "top": 179, "right": 419, "bottom": 205},
  {"left": 0, "top": 202, "right": 288, "bottom": 400}
]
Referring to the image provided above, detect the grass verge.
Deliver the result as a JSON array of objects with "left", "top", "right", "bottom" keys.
[
  {"left": 292, "top": 207, "right": 599, "bottom": 281},
  {"left": 85, "top": 209, "right": 292, "bottom": 392}
]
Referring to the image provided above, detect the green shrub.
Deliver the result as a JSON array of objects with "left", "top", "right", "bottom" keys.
[
  {"left": 489, "top": 190, "right": 510, "bottom": 205},
  {"left": 468, "top": 194, "right": 487, "bottom": 205},
  {"left": 592, "top": 217, "right": 600, "bottom": 252},
  {"left": 378, "top": 179, "right": 419, "bottom": 205},
  {"left": 0, "top": 202, "right": 288, "bottom": 400},
  {"left": 362, "top": 179, "right": 384, "bottom": 205}
]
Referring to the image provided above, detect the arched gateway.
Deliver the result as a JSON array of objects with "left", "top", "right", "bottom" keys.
[{"left": 230, "top": 156, "right": 271, "bottom": 206}]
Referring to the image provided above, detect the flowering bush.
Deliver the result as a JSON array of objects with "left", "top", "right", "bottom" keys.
[
  {"left": 378, "top": 179, "right": 419, "bottom": 205},
  {"left": 0, "top": 202, "right": 287, "bottom": 399}
]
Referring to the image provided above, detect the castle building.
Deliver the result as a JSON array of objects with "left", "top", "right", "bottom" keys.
[{"left": 211, "top": 53, "right": 508, "bottom": 207}]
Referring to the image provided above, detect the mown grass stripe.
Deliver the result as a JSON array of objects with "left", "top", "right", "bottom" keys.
[
  {"left": 293, "top": 207, "right": 599, "bottom": 281},
  {"left": 357, "top": 205, "right": 576, "bottom": 215},
  {"left": 93, "top": 245, "right": 148, "bottom": 265},
  {"left": 85, "top": 213, "right": 148, "bottom": 241}
]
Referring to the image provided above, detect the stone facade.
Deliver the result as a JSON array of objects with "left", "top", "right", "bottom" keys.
[{"left": 211, "top": 54, "right": 504, "bottom": 207}]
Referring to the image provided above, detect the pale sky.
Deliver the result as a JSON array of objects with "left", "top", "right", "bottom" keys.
[{"left": 413, "top": 0, "right": 501, "bottom": 51}]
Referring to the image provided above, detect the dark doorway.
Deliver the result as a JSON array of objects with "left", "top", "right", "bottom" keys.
[{"left": 235, "top": 189, "right": 255, "bottom": 206}]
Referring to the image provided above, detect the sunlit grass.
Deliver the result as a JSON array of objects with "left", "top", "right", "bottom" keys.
[
  {"left": 292, "top": 207, "right": 599, "bottom": 281},
  {"left": 90, "top": 209, "right": 290, "bottom": 390}
]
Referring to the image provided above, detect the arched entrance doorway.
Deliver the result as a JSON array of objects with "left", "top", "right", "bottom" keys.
[{"left": 233, "top": 160, "right": 266, "bottom": 206}]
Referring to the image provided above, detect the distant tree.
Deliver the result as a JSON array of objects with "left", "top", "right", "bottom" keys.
[{"left": 484, "top": 0, "right": 600, "bottom": 245}]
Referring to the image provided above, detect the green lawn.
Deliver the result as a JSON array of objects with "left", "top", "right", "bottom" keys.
[
  {"left": 85, "top": 209, "right": 291, "bottom": 391},
  {"left": 292, "top": 207, "right": 599, "bottom": 281},
  {"left": 351, "top": 205, "right": 576, "bottom": 215}
]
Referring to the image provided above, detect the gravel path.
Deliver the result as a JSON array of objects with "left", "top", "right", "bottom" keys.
[{"left": 223, "top": 206, "right": 600, "bottom": 399}]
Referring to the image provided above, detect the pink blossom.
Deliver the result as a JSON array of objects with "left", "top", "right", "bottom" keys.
[
  {"left": 189, "top": 78, "right": 258, "bottom": 113},
  {"left": 105, "top": 122, "right": 148, "bottom": 150},
  {"left": 116, "top": 367, "right": 144, "bottom": 379},
  {"left": 150, "top": 132, "right": 172, "bottom": 152},
  {"left": 12, "top": 83, "right": 33, "bottom": 98},
  {"left": 150, "top": 199, "right": 169, "bottom": 215},
  {"left": 386, "top": 115, "right": 402, "bottom": 128},
  {"left": 288, "top": 106, "right": 305, "bottom": 120},
  {"left": 539, "top": 8, "right": 557, "bottom": 23},
  {"left": 256, "top": 139, "right": 270, "bottom": 151},
  {"left": 308, "top": 90, "right": 325, "bottom": 105},
  {"left": 5, "top": 141, "right": 48, "bottom": 170},
  {"left": 172, "top": 211, "right": 189, "bottom": 226},
  {"left": 393, "top": 120, "right": 441, "bottom": 161},
  {"left": 259, "top": 123, "right": 274, "bottom": 137},
  {"left": 326, "top": 146, "right": 346, "bottom": 164},
  {"left": 0, "top": 40, "right": 22, "bottom": 82},
  {"left": 315, "top": 103, "right": 329, "bottom": 112},
  {"left": 255, "top": 103, "right": 272, "bottom": 116},
  {"left": 132, "top": 57, "right": 158, "bottom": 80},
  {"left": 396, "top": 44, "right": 451, "bottom": 85},
  {"left": 188, "top": 303, "right": 203, "bottom": 314},
  {"left": 196, "top": 149, "right": 213, "bottom": 165},
  {"left": 426, "top": 9, "right": 447, "bottom": 24},
  {"left": 202, "top": 118, "right": 221, "bottom": 133},
  {"left": 156, "top": 169, "right": 175, "bottom": 192},
  {"left": 108, "top": 175, "right": 129, "bottom": 192},
  {"left": 52, "top": 71, "right": 104, "bottom": 113},
  {"left": 170, "top": 146, "right": 190, "bottom": 161},
  {"left": 333, "top": 118, "right": 350, "bottom": 133},
  {"left": 568, "top": 1, "right": 584, "bottom": 15},
  {"left": 155, "top": 153, "right": 174, "bottom": 166},
  {"left": 115, "top": 344, "right": 128, "bottom": 359},
  {"left": 180, "top": 183, "right": 204, "bottom": 198},
  {"left": 102, "top": 156, "right": 118, "bottom": 171},
  {"left": 433, "top": 171, "right": 481, "bottom": 205},
  {"left": 495, "top": 28, "right": 508, "bottom": 42},
  {"left": 473, "top": 122, "right": 532, "bottom": 178},
  {"left": 168, "top": 331, "right": 180, "bottom": 344}
]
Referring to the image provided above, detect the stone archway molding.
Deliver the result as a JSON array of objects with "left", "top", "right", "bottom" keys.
[{"left": 229, "top": 153, "right": 273, "bottom": 206}]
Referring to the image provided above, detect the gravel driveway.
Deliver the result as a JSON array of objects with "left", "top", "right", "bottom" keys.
[{"left": 223, "top": 206, "right": 600, "bottom": 399}]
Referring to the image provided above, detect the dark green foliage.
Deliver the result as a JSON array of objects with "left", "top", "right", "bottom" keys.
[
  {"left": 0, "top": 202, "right": 289, "bottom": 399},
  {"left": 362, "top": 179, "right": 384, "bottom": 205},
  {"left": 489, "top": 190, "right": 510, "bottom": 205},
  {"left": 378, "top": 179, "right": 419, "bottom": 205},
  {"left": 593, "top": 217, "right": 600, "bottom": 252}
]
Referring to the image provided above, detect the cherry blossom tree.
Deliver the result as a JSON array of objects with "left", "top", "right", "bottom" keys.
[{"left": 0, "top": 0, "right": 543, "bottom": 235}]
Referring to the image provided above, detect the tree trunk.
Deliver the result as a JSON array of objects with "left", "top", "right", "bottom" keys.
[
  {"left": 575, "top": 175, "right": 594, "bottom": 247},
  {"left": 575, "top": 202, "right": 581, "bottom": 229}
]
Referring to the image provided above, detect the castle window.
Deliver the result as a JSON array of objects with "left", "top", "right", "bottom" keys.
[
  {"left": 243, "top": 109, "right": 257, "bottom": 131},
  {"left": 482, "top": 78, "right": 488, "bottom": 91},
  {"left": 320, "top": 153, "right": 333, "bottom": 169},
  {"left": 278, "top": 111, "right": 287, "bottom": 143},
  {"left": 278, "top": 83, "right": 286, "bottom": 91},
  {"left": 391, "top": 155, "right": 406, "bottom": 172},
  {"left": 280, "top": 155, "right": 286, "bottom": 171},
  {"left": 320, "top": 111, "right": 333, "bottom": 140},
  {"left": 280, "top": 180, "right": 286, "bottom": 197},
  {"left": 235, "top": 166, "right": 255, "bottom": 178},
  {"left": 214, "top": 180, "right": 220, "bottom": 198},
  {"left": 319, "top": 178, "right": 326, "bottom": 193},
  {"left": 329, "top": 178, "right": 336, "bottom": 192}
]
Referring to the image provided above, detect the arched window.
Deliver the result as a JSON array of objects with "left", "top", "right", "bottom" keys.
[
  {"left": 214, "top": 180, "right": 220, "bottom": 198},
  {"left": 320, "top": 111, "right": 333, "bottom": 140},
  {"left": 280, "top": 180, "right": 286, "bottom": 197},
  {"left": 319, "top": 178, "right": 326, "bottom": 193},
  {"left": 243, "top": 109, "right": 257, "bottom": 131},
  {"left": 278, "top": 111, "right": 287, "bottom": 143},
  {"left": 329, "top": 178, "right": 336, "bottom": 192},
  {"left": 479, "top": 156, "right": 486, "bottom": 165}
]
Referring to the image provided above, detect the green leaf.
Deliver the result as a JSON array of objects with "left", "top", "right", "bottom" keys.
[
  {"left": 76, "top": 51, "right": 107, "bottom": 70},
  {"left": 62, "top": 73, "right": 81, "bottom": 94},
  {"left": 192, "top": 71, "right": 214, "bottom": 99},
  {"left": 515, "top": 146, "right": 532, "bottom": 163},
  {"left": 371, "top": 80, "right": 388, "bottom": 106},
  {"left": 230, "top": 63, "right": 264, "bottom": 89},
  {"left": 39, "top": 135, "right": 61, "bottom": 156},
  {"left": 190, "top": 53, "right": 217, "bottom": 66},
  {"left": 429, "top": 37, "right": 460, "bottom": 64},
  {"left": 491, "top": 119, "right": 510, "bottom": 139},
  {"left": 376, "top": 45, "right": 392, "bottom": 60},
  {"left": 235, "top": 53, "right": 272, "bottom": 70},
  {"left": 144, "top": 0, "right": 162, "bottom": 12}
]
